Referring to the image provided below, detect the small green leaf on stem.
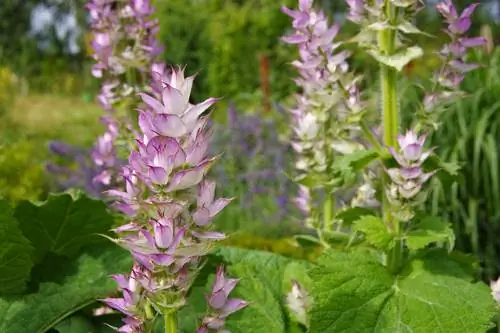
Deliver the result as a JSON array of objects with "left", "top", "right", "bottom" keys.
[
  {"left": 368, "top": 46, "right": 424, "bottom": 72},
  {"left": 353, "top": 215, "right": 394, "bottom": 250}
]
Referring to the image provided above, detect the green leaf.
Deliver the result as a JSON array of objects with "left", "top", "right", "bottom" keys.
[
  {"left": 293, "top": 234, "right": 324, "bottom": 247},
  {"left": 0, "top": 200, "right": 34, "bottom": 294},
  {"left": 391, "top": 0, "right": 420, "bottom": 8},
  {"left": 283, "top": 260, "right": 313, "bottom": 296},
  {"left": 53, "top": 315, "right": 96, "bottom": 333},
  {"left": 335, "top": 206, "right": 378, "bottom": 225},
  {"left": 14, "top": 192, "right": 114, "bottom": 262},
  {"left": 367, "top": 46, "right": 424, "bottom": 71},
  {"left": 406, "top": 216, "right": 455, "bottom": 251},
  {"left": 333, "top": 149, "right": 379, "bottom": 172},
  {"left": 331, "top": 149, "right": 379, "bottom": 189},
  {"left": 425, "top": 154, "right": 461, "bottom": 176},
  {"left": 309, "top": 250, "right": 495, "bottom": 333},
  {"left": 294, "top": 173, "right": 329, "bottom": 189},
  {"left": 396, "top": 21, "right": 432, "bottom": 36},
  {"left": 353, "top": 215, "right": 394, "bottom": 250},
  {"left": 424, "top": 154, "right": 461, "bottom": 188},
  {"left": 211, "top": 247, "right": 292, "bottom": 333},
  {"left": 0, "top": 245, "right": 132, "bottom": 333}
]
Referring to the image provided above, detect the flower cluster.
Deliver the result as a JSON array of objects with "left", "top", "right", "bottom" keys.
[
  {"left": 88, "top": 0, "right": 163, "bottom": 188},
  {"left": 48, "top": 0, "right": 163, "bottom": 196},
  {"left": 386, "top": 131, "right": 434, "bottom": 221},
  {"left": 103, "top": 66, "right": 245, "bottom": 331},
  {"left": 197, "top": 266, "right": 248, "bottom": 333},
  {"left": 281, "top": 0, "right": 365, "bottom": 224},
  {"left": 423, "top": 1, "right": 485, "bottom": 119}
]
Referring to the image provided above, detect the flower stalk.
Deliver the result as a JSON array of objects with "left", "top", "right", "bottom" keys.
[
  {"left": 164, "top": 311, "right": 178, "bottom": 333},
  {"left": 378, "top": 0, "right": 401, "bottom": 272}
]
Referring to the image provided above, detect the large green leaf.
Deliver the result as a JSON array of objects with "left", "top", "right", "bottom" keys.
[
  {"left": 14, "top": 192, "right": 114, "bottom": 262},
  {"left": 211, "top": 247, "right": 293, "bottom": 333},
  {"left": 0, "top": 200, "right": 34, "bottom": 294},
  {"left": 53, "top": 315, "right": 96, "bottom": 333},
  {"left": 309, "top": 250, "right": 495, "bottom": 333},
  {"left": 0, "top": 245, "right": 132, "bottom": 333}
]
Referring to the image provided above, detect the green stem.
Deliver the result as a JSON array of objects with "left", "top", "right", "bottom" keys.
[
  {"left": 323, "top": 193, "right": 335, "bottom": 231},
  {"left": 378, "top": 0, "right": 402, "bottom": 273},
  {"left": 164, "top": 311, "right": 178, "bottom": 333}
]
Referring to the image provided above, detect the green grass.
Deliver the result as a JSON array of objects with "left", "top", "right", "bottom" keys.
[
  {"left": 0, "top": 93, "right": 103, "bottom": 203},
  {"left": 6, "top": 93, "right": 103, "bottom": 145}
]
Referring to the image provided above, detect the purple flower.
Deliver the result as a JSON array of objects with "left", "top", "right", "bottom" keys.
[
  {"left": 197, "top": 266, "right": 248, "bottom": 332},
  {"left": 425, "top": 1, "right": 485, "bottom": 112},
  {"left": 385, "top": 130, "right": 436, "bottom": 220},
  {"left": 346, "top": 0, "right": 366, "bottom": 23}
]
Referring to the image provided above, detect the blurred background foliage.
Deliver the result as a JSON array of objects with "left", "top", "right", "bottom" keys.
[{"left": 3, "top": 0, "right": 500, "bottom": 279}]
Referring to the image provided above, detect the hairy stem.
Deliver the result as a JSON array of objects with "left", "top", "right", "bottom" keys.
[
  {"left": 378, "top": 0, "right": 402, "bottom": 273},
  {"left": 164, "top": 311, "right": 178, "bottom": 333}
]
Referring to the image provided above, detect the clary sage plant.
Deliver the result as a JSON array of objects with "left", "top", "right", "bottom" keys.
[
  {"left": 35, "top": 0, "right": 500, "bottom": 332},
  {"left": 281, "top": 0, "right": 500, "bottom": 332}
]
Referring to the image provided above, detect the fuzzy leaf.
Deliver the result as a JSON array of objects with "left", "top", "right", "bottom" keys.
[
  {"left": 212, "top": 247, "right": 292, "bottom": 333},
  {"left": 367, "top": 46, "right": 423, "bottom": 71},
  {"left": 333, "top": 149, "right": 379, "bottom": 171},
  {"left": 308, "top": 250, "right": 495, "bottom": 333},
  {"left": 331, "top": 150, "right": 379, "bottom": 189},
  {"left": 0, "top": 200, "right": 34, "bottom": 294},
  {"left": 14, "top": 192, "right": 114, "bottom": 262},
  {"left": 336, "top": 206, "right": 378, "bottom": 225},
  {"left": 353, "top": 215, "right": 394, "bottom": 250},
  {"left": 406, "top": 216, "right": 455, "bottom": 251},
  {"left": 283, "top": 260, "right": 313, "bottom": 295},
  {"left": 0, "top": 245, "right": 132, "bottom": 333}
]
